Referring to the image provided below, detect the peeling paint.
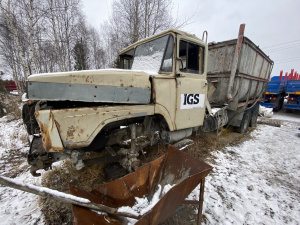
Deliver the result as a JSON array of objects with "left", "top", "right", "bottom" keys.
[{"left": 67, "top": 125, "right": 76, "bottom": 139}]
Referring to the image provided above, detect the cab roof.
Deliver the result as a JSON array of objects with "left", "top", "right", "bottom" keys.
[{"left": 118, "top": 29, "right": 205, "bottom": 56}]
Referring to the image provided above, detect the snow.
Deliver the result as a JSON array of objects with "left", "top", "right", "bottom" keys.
[
  {"left": 1, "top": 112, "right": 300, "bottom": 224},
  {"left": 131, "top": 51, "right": 164, "bottom": 73},
  {"left": 259, "top": 105, "right": 274, "bottom": 118},
  {"left": 0, "top": 116, "right": 43, "bottom": 225},
  {"left": 118, "top": 184, "right": 175, "bottom": 224},
  {"left": 202, "top": 122, "right": 300, "bottom": 224},
  {"left": 28, "top": 68, "right": 158, "bottom": 78}
]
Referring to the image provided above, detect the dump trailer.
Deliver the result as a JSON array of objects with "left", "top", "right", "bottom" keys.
[
  {"left": 284, "top": 77, "right": 300, "bottom": 111},
  {"left": 260, "top": 73, "right": 286, "bottom": 111},
  {"left": 26, "top": 24, "right": 273, "bottom": 176}
]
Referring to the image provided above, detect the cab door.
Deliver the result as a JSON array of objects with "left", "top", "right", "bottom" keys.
[{"left": 174, "top": 36, "right": 208, "bottom": 130}]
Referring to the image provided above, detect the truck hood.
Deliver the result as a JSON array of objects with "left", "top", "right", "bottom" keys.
[{"left": 27, "top": 69, "right": 152, "bottom": 104}]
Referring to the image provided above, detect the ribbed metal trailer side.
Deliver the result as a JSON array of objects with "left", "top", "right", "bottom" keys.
[
  {"left": 207, "top": 24, "right": 273, "bottom": 111},
  {"left": 206, "top": 24, "right": 273, "bottom": 131}
]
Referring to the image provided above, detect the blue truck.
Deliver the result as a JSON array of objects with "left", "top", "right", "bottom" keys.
[
  {"left": 260, "top": 75, "right": 286, "bottom": 111},
  {"left": 284, "top": 79, "right": 300, "bottom": 111}
]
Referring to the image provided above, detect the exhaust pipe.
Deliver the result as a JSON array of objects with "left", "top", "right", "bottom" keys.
[{"left": 160, "top": 128, "right": 193, "bottom": 144}]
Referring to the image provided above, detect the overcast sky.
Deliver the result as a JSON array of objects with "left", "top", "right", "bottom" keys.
[{"left": 83, "top": 0, "right": 300, "bottom": 77}]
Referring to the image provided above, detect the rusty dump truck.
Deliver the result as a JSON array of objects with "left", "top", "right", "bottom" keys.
[{"left": 26, "top": 24, "right": 273, "bottom": 176}]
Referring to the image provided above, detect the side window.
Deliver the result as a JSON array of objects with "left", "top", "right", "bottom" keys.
[
  {"left": 119, "top": 48, "right": 134, "bottom": 69},
  {"left": 179, "top": 40, "right": 204, "bottom": 74},
  {"left": 123, "top": 58, "right": 133, "bottom": 69},
  {"left": 161, "top": 35, "right": 174, "bottom": 72}
]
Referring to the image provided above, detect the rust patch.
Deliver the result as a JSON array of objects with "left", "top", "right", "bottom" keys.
[
  {"left": 67, "top": 125, "right": 76, "bottom": 139},
  {"left": 44, "top": 131, "right": 52, "bottom": 152},
  {"left": 51, "top": 146, "right": 64, "bottom": 152},
  {"left": 35, "top": 111, "right": 40, "bottom": 118},
  {"left": 84, "top": 75, "right": 94, "bottom": 84},
  {"left": 37, "top": 121, "right": 46, "bottom": 133},
  {"left": 49, "top": 113, "right": 55, "bottom": 132}
]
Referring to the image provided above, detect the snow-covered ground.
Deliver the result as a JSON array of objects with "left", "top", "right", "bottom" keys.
[
  {"left": 0, "top": 116, "right": 43, "bottom": 224},
  {"left": 203, "top": 121, "right": 300, "bottom": 224},
  {"left": 0, "top": 112, "right": 299, "bottom": 224}
]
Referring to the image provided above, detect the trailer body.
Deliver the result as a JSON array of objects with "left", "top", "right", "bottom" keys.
[{"left": 207, "top": 30, "right": 273, "bottom": 128}]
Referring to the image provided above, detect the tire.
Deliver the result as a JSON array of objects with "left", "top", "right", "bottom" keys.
[
  {"left": 279, "top": 95, "right": 285, "bottom": 110},
  {"left": 273, "top": 97, "right": 281, "bottom": 112},
  {"left": 250, "top": 104, "right": 259, "bottom": 128},
  {"left": 237, "top": 110, "right": 251, "bottom": 133}
]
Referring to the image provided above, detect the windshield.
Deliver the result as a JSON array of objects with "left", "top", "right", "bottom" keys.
[{"left": 131, "top": 34, "right": 173, "bottom": 73}]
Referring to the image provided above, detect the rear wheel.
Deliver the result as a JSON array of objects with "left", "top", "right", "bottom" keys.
[
  {"left": 237, "top": 110, "right": 251, "bottom": 133},
  {"left": 250, "top": 104, "right": 259, "bottom": 127},
  {"left": 273, "top": 97, "right": 281, "bottom": 112}
]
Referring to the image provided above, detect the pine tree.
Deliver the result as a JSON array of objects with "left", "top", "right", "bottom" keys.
[{"left": 73, "top": 41, "right": 87, "bottom": 71}]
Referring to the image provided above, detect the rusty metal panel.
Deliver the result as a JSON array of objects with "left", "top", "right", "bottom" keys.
[
  {"left": 35, "top": 110, "right": 64, "bottom": 152},
  {"left": 239, "top": 43, "right": 257, "bottom": 76},
  {"left": 207, "top": 41, "right": 235, "bottom": 74},
  {"left": 70, "top": 146, "right": 213, "bottom": 225},
  {"left": 36, "top": 105, "right": 155, "bottom": 151}
]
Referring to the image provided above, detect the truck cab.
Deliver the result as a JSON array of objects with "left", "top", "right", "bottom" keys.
[
  {"left": 26, "top": 30, "right": 209, "bottom": 175},
  {"left": 118, "top": 30, "right": 208, "bottom": 130}
]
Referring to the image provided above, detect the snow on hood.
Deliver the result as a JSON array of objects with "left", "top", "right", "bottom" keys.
[{"left": 28, "top": 68, "right": 159, "bottom": 79}]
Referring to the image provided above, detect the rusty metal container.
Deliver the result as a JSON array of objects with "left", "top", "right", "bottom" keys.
[
  {"left": 207, "top": 24, "right": 273, "bottom": 110},
  {"left": 69, "top": 146, "right": 213, "bottom": 225}
]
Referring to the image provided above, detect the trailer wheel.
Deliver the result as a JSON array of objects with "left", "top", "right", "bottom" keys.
[
  {"left": 273, "top": 97, "right": 281, "bottom": 112},
  {"left": 279, "top": 95, "right": 285, "bottom": 110},
  {"left": 237, "top": 110, "right": 251, "bottom": 133},
  {"left": 250, "top": 104, "right": 259, "bottom": 127}
]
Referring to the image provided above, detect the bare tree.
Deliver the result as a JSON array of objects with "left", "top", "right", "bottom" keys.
[
  {"left": 101, "top": 0, "right": 191, "bottom": 67},
  {"left": 0, "top": 0, "right": 187, "bottom": 93},
  {"left": 0, "top": 0, "right": 29, "bottom": 82},
  {"left": 0, "top": 0, "right": 97, "bottom": 93}
]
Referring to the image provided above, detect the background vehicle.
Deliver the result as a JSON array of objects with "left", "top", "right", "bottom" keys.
[
  {"left": 260, "top": 69, "right": 299, "bottom": 112},
  {"left": 260, "top": 72, "right": 286, "bottom": 111},
  {"left": 284, "top": 71, "right": 300, "bottom": 111}
]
